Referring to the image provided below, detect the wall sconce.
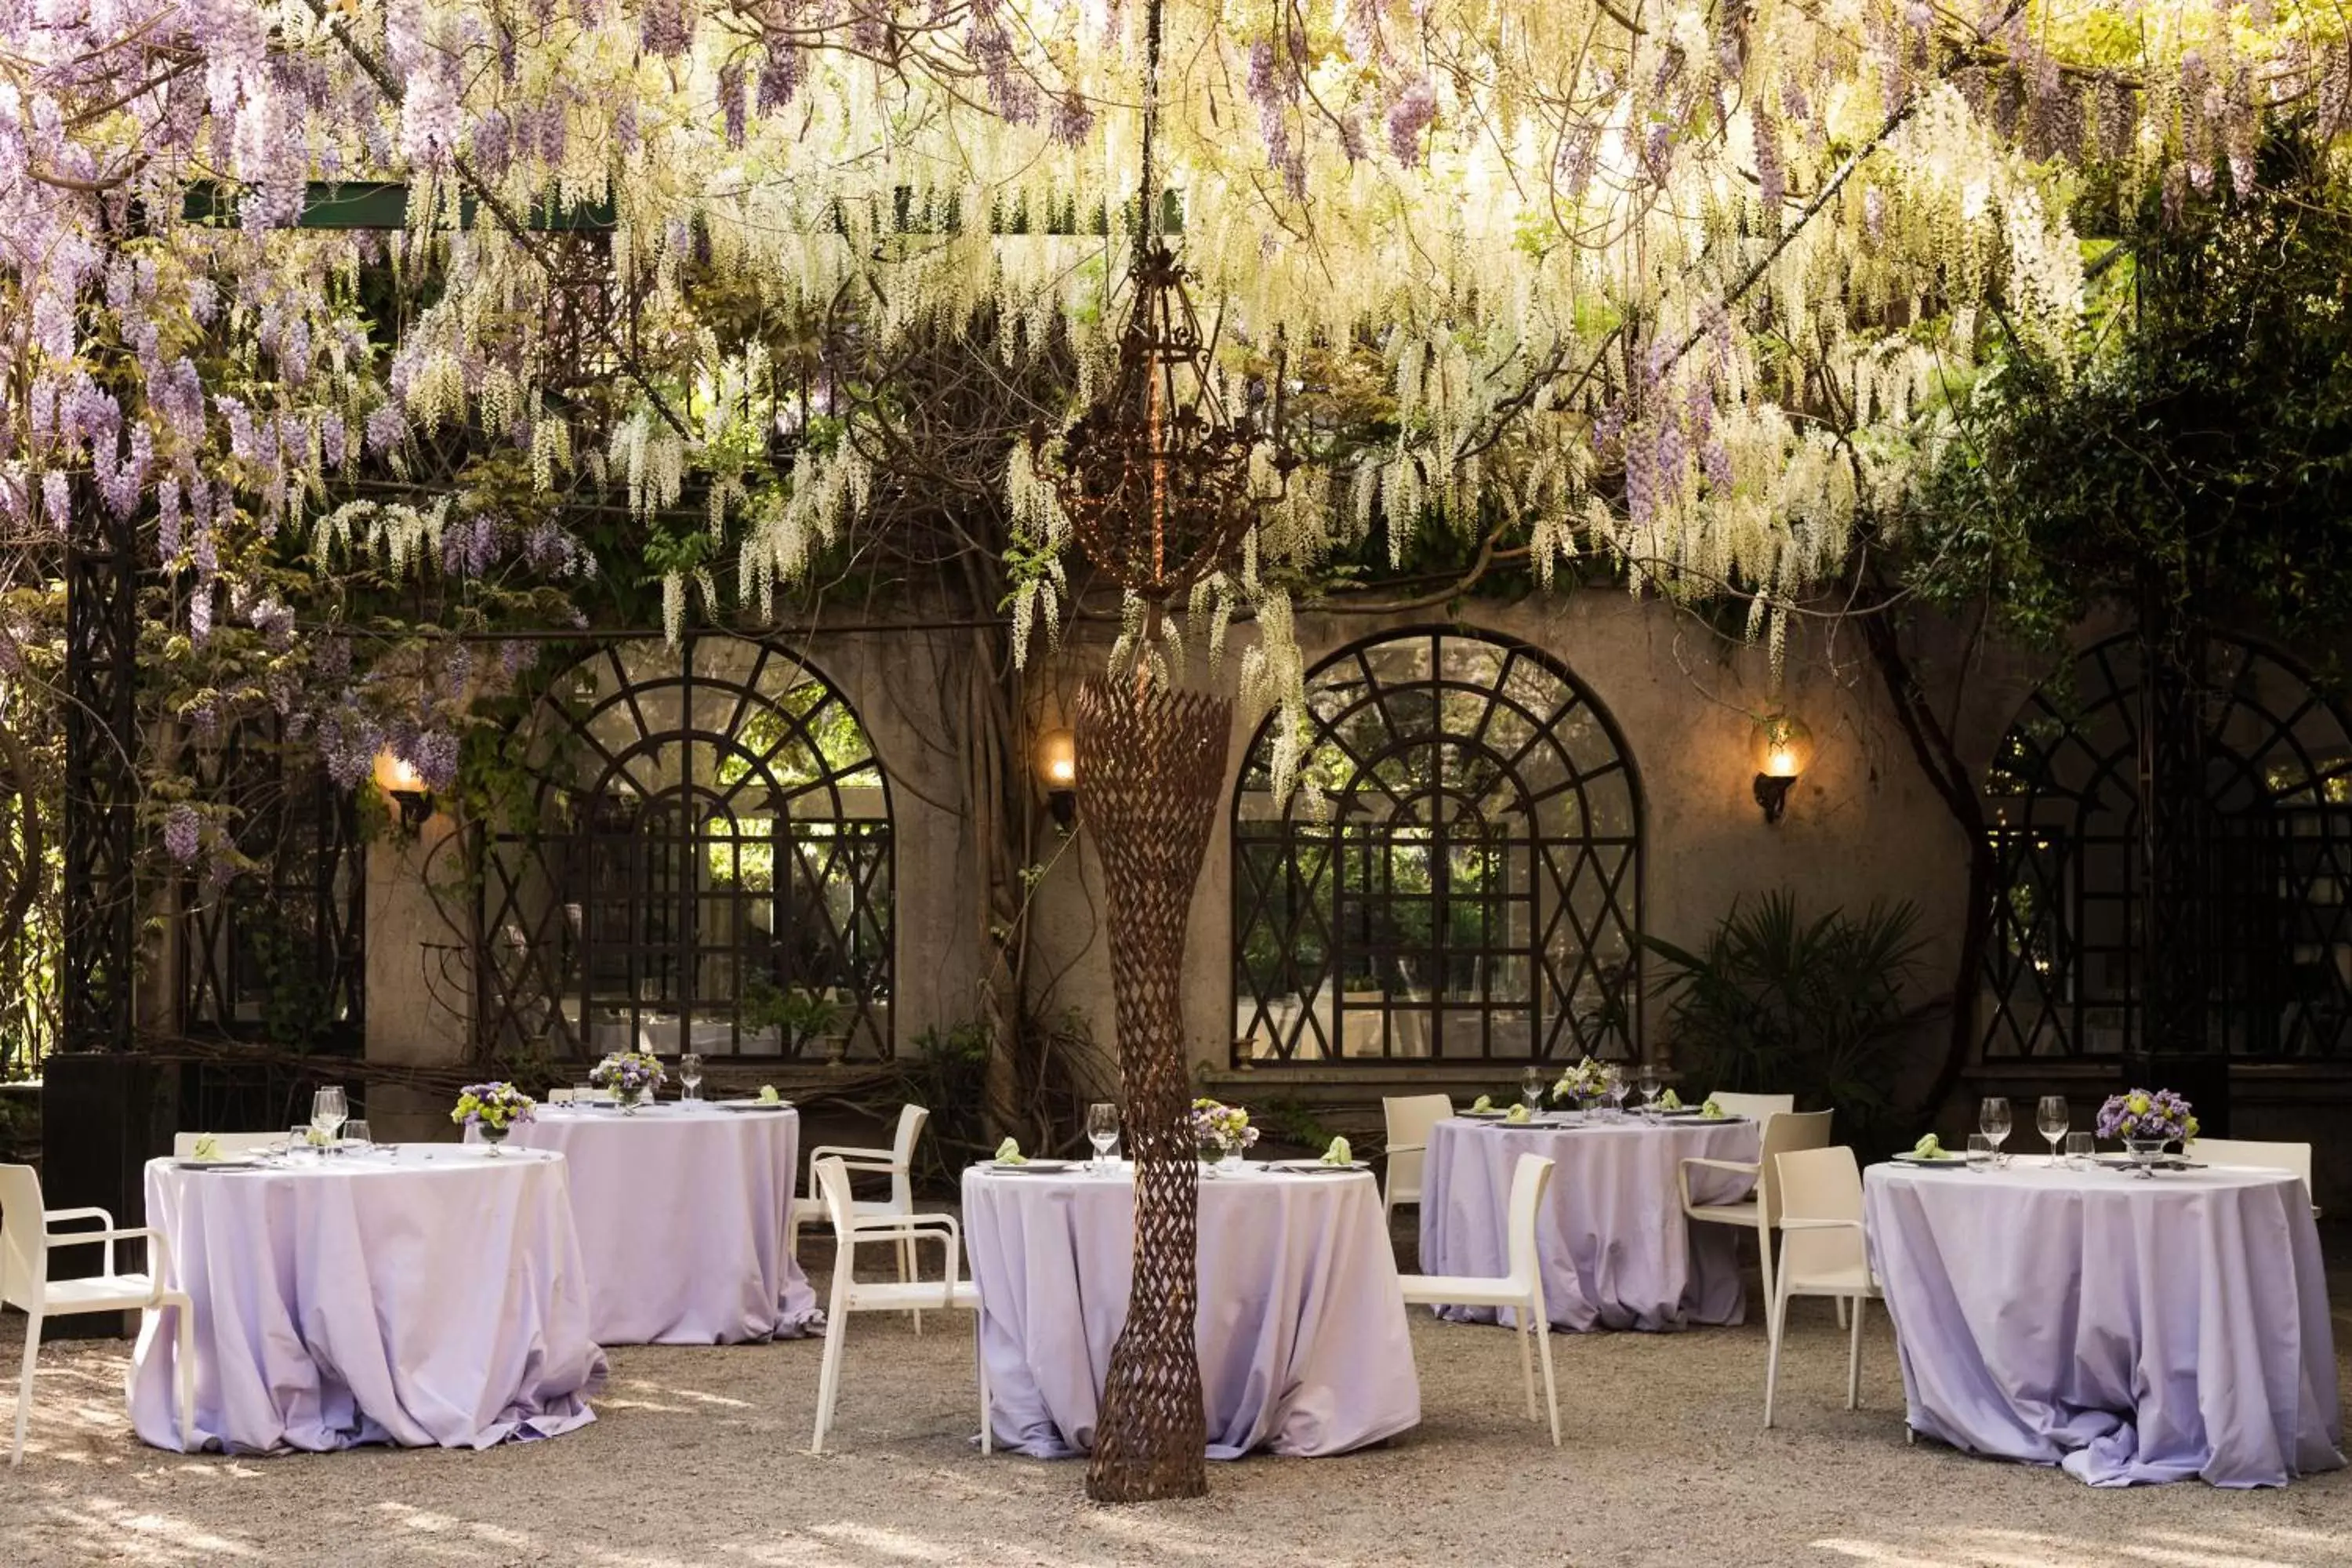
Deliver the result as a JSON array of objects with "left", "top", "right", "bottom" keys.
[
  {"left": 1750, "top": 711, "right": 1813, "bottom": 825},
  {"left": 1034, "top": 726, "right": 1077, "bottom": 829},
  {"left": 372, "top": 749, "right": 434, "bottom": 838}
]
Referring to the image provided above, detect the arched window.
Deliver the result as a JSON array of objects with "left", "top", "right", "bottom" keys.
[
  {"left": 479, "top": 635, "right": 893, "bottom": 1060},
  {"left": 1232, "top": 628, "right": 1642, "bottom": 1065},
  {"left": 1983, "top": 632, "right": 2352, "bottom": 1058}
]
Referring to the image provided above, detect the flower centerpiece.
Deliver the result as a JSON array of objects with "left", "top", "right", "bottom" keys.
[
  {"left": 2096, "top": 1087, "right": 2198, "bottom": 1178},
  {"left": 590, "top": 1051, "right": 666, "bottom": 1112},
  {"left": 1190, "top": 1098, "right": 1259, "bottom": 1171},
  {"left": 1551, "top": 1057, "right": 1609, "bottom": 1109},
  {"left": 452, "top": 1082, "right": 536, "bottom": 1155}
]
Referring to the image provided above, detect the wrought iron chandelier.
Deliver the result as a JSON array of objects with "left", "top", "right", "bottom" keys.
[{"left": 1047, "top": 0, "right": 1290, "bottom": 600}]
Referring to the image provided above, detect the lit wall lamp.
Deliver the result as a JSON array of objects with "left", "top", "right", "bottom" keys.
[
  {"left": 1035, "top": 726, "right": 1077, "bottom": 829},
  {"left": 372, "top": 749, "right": 434, "bottom": 838},
  {"left": 1750, "top": 711, "right": 1814, "bottom": 825}
]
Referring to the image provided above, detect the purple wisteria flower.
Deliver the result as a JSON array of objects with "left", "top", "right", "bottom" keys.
[
  {"left": 163, "top": 803, "right": 202, "bottom": 864},
  {"left": 1385, "top": 78, "right": 1437, "bottom": 165}
]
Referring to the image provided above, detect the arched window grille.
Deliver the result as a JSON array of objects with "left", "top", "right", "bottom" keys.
[
  {"left": 478, "top": 635, "right": 894, "bottom": 1061},
  {"left": 1232, "top": 628, "right": 1642, "bottom": 1066},
  {"left": 1983, "top": 631, "right": 2352, "bottom": 1058}
]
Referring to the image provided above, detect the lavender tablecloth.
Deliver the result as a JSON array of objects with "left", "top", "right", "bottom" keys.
[
  {"left": 1865, "top": 1160, "right": 2344, "bottom": 1487},
  {"left": 1420, "top": 1115, "right": 1760, "bottom": 1331},
  {"left": 503, "top": 1102, "right": 818, "bottom": 1344},
  {"left": 129, "top": 1146, "right": 605, "bottom": 1454},
  {"left": 961, "top": 1163, "right": 1420, "bottom": 1458}
]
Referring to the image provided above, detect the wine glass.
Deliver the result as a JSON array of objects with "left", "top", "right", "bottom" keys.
[
  {"left": 680, "top": 1053, "right": 705, "bottom": 1102},
  {"left": 2037, "top": 1095, "right": 2069, "bottom": 1165},
  {"left": 1087, "top": 1102, "right": 1121, "bottom": 1172},
  {"left": 1978, "top": 1097, "right": 2012, "bottom": 1165},
  {"left": 1636, "top": 1062, "right": 1663, "bottom": 1111},
  {"left": 312, "top": 1085, "right": 348, "bottom": 1147},
  {"left": 1604, "top": 1065, "right": 1629, "bottom": 1120},
  {"left": 1521, "top": 1065, "right": 1544, "bottom": 1114}
]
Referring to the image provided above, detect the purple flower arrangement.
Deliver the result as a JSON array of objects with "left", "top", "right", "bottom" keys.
[
  {"left": 590, "top": 1050, "right": 666, "bottom": 1100},
  {"left": 452, "top": 1081, "right": 535, "bottom": 1132},
  {"left": 2096, "top": 1087, "right": 2198, "bottom": 1145},
  {"left": 1190, "top": 1098, "right": 1260, "bottom": 1153}
]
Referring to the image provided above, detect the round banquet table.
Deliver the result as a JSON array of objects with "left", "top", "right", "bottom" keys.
[
  {"left": 1420, "top": 1113, "right": 1761, "bottom": 1331},
  {"left": 500, "top": 1102, "right": 819, "bottom": 1344},
  {"left": 1864, "top": 1158, "right": 2344, "bottom": 1487},
  {"left": 961, "top": 1161, "right": 1421, "bottom": 1458},
  {"left": 128, "top": 1145, "right": 605, "bottom": 1454}
]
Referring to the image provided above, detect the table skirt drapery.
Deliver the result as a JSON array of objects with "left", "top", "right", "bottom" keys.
[
  {"left": 961, "top": 1164, "right": 1421, "bottom": 1459},
  {"left": 1865, "top": 1160, "right": 2343, "bottom": 1487},
  {"left": 1420, "top": 1116, "right": 1760, "bottom": 1331},
  {"left": 129, "top": 1147, "right": 605, "bottom": 1454},
  {"left": 502, "top": 1104, "right": 819, "bottom": 1344}
]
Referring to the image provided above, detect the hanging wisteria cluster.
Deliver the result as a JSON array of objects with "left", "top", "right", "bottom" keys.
[{"left": 2, "top": 0, "right": 2349, "bottom": 824}]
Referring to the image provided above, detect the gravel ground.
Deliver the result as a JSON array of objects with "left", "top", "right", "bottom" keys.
[{"left": 4, "top": 1226, "right": 2349, "bottom": 1568}]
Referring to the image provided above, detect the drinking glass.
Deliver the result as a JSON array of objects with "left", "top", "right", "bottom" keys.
[
  {"left": 680, "top": 1053, "right": 705, "bottom": 1102},
  {"left": 285, "top": 1125, "right": 310, "bottom": 1160},
  {"left": 2036, "top": 1095, "right": 2069, "bottom": 1165},
  {"left": 343, "top": 1120, "right": 374, "bottom": 1154},
  {"left": 311, "top": 1085, "right": 348, "bottom": 1145},
  {"left": 1978, "top": 1097, "right": 2012, "bottom": 1165},
  {"left": 1086, "top": 1102, "right": 1121, "bottom": 1172},
  {"left": 1604, "top": 1065, "right": 1629, "bottom": 1120},
  {"left": 1965, "top": 1133, "right": 1994, "bottom": 1171},
  {"left": 1636, "top": 1063, "right": 1663, "bottom": 1109},
  {"left": 2064, "top": 1131, "right": 2095, "bottom": 1169},
  {"left": 1521, "top": 1065, "right": 1545, "bottom": 1114}
]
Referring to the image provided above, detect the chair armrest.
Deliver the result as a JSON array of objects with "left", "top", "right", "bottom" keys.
[
  {"left": 1676, "top": 1157, "right": 1760, "bottom": 1215},
  {"left": 808, "top": 1145, "right": 899, "bottom": 1171},
  {"left": 840, "top": 1214, "right": 965, "bottom": 1293},
  {"left": 44, "top": 1206, "right": 117, "bottom": 1230},
  {"left": 1387, "top": 1142, "right": 1427, "bottom": 1156},
  {"left": 1777, "top": 1217, "right": 1863, "bottom": 1233},
  {"left": 45, "top": 1223, "right": 157, "bottom": 1283}
]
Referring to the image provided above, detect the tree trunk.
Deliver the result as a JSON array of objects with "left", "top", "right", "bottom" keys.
[{"left": 1075, "top": 675, "right": 1229, "bottom": 1504}]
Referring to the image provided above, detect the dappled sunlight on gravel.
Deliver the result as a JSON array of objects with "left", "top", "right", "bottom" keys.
[{"left": 5, "top": 1243, "right": 2349, "bottom": 1567}]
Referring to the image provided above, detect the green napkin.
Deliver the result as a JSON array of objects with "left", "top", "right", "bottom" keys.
[
  {"left": 757, "top": 1084, "right": 781, "bottom": 1104},
  {"left": 1911, "top": 1133, "right": 1949, "bottom": 1160},
  {"left": 1505, "top": 1104, "right": 1531, "bottom": 1123},
  {"left": 1321, "top": 1136, "right": 1352, "bottom": 1166},
  {"left": 994, "top": 1136, "right": 1028, "bottom": 1165},
  {"left": 191, "top": 1133, "right": 221, "bottom": 1161},
  {"left": 1657, "top": 1088, "right": 1682, "bottom": 1110},
  {"left": 1700, "top": 1098, "right": 1726, "bottom": 1120},
  {"left": 1471, "top": 1094, "right": 1493, "bottom": 1112}
]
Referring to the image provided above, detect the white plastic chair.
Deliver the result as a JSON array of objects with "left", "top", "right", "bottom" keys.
[
  {"left": 2190, "top": 1138, "right": 2320, "bottom": 1217},
  {"left": 1398, "top": 1152, "right": 1561, "bottom": 1446},
  {"left": 2, "top": 1163, "right": 195, "bottom": 1464},
  {"left": 1762, "top": 1146, "right": 1882, "bottom": 1429},
  {"left": 1679, "top": 1109, "right": 1834, "bottom": 1327},
  {"left": 808, "top": 1156, "right": 985, "bottom": 1456},
  {"left": 787, "top": 1105, "right": 931, "bottom": 1326},
  {"left": 1381, "top": 1094, "right": 1454, "bottom": 1226},
  {"left": 169, "top": 1132, "right": 285, "bottom": 1160},
  {"left": 1707, "top": 1091, "right": 1796, "bottom": 1123}
]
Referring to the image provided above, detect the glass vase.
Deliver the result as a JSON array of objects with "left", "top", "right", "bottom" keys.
[
  {"left": 480, "top": 1123, "right": 510, "bottom": 1157},
  {"left": 2123, "top": 1137, "right": 2168, "bottom": 1178}
]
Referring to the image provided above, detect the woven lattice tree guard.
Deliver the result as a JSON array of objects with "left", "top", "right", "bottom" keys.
[{"left": 1075, "top": 674, "right": 1231, "bottom": 1504}]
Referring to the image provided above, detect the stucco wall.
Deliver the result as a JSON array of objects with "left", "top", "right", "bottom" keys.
[{"left": 1021, "top": 593, "right": 2005, "bottom": 1085}]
